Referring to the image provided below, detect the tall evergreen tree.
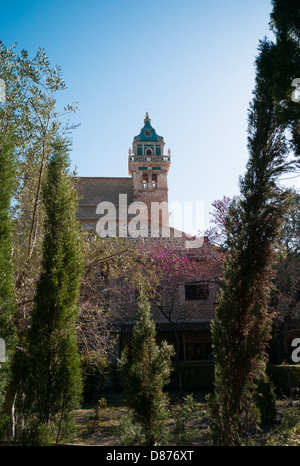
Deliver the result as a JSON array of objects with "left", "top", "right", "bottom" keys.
[
  {"left": 269, "top": 0, "right": 300, "bottom": 156},
  {"left": 207, "top": 27, "right": 298, "bottom": 445},
  {"left": 0, "top": 44, "right": 79, "bottom": 435},
  {"left": 0, "top": 132, "right": 17, "bottom": 417},
  {"left": 118, "top": 289, "right": 174, "bottom": 446},
  {"left": 21, "top": 138, "right": 83, "bottom": 444}
]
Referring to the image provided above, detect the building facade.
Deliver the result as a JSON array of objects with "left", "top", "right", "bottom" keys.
[
  {"left": 77, "top": 113, "right": 190, "bottom": 240},
  {"left": 76, "top": 114, "right": 217, "bottom": 363}
]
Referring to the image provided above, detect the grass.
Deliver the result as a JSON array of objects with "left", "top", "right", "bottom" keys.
[
  {"left": 72, "top": 390, "right": 300, "bottom": 446},
  {"left": 74, "top": 392, "right": 128, "bottom": 445}
]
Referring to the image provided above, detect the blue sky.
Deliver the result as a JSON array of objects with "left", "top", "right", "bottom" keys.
[{"left": 1, "top": 0, "right": 298, "bottom": 234}]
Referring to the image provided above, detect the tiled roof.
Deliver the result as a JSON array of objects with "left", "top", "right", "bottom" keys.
[{"left": 76, "top": 177, "right": 134, "bottom": 207}]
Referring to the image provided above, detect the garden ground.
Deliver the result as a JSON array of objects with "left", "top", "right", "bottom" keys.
[{"left": 72, "top": 390, "right": 300, "bottom": 446}]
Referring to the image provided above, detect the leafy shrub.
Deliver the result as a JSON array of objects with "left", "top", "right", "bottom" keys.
[
  {"left": 171, "top": 394, "right": 202, "bottom": 445},
  {"left": 267, "top": 364, "right": 300, "bottom": 395},
  {"left": 117, "top": 291, "right": 174, "bottom": 446},
  {"left": 118, "top": 411, "right": 146, "bottom": 446},
  {"left": 87, "top": 398, "right": 107, "bottom": 434},
  {"left": 266, "top": 408, "right": 300, "bottom": 445},
  {"left": 254, "top": 377, "right": 278, "bottom": 425}
]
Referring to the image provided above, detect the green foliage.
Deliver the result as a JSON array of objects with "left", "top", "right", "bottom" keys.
[
  {"left": 0, "top": 131, "right": 17, "bottom": 415},
  {"left": 266, "top": 407, "right": 300, "bottom": 446},
  {"left": 0, "top": 414, "right": 10, "bottom": 444},
  {"left": 171, "top": 394, "right": 201, "bottom": 446},
  {"left": 20, "top": 413, "right": 77, "bottom": 446},
  {"left": 117, "top": 410, "right": 145, "bottom": 446},
  {"left": 0, "top": 42, "right": 79, "bottom": 339},
  {"left": 87, "top": 398, "right": 107, "bottom": 434},
  {"left": 269, "top": 0, "right": 300, "bottom": 157},
  {"left": 277, "top": 189, "right": 300, "bottom": 256},
  {"left": 206, "top": 391, "right": 243, "bottom": 446},
  {"left": 254, "top": 376, "right": 278, "bottom": 425},
  {"left": 207, "top": 0, "right": 299, "bottom": 445},
  {"left": 21, "top": 139, "right": 83, "bottom": 444},
  {"left": 0, "top": 43, "right": 80, "bottom": 440},
  {"left": 267, "top": 364, "right": 300, "bottom": 395},
  {"left": 117, "top": 290, "right": 174, "bottom": 446}
]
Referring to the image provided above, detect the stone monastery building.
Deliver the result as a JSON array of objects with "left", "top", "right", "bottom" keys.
[
  {"left": 76, "top": 113, "right": 217, "bottom": 362},
  {"left": 76, "top": 112, "right": 198, "bottom": 243},
  {"left": 77, "top": 113, "right": 171, "bottom": 231}
]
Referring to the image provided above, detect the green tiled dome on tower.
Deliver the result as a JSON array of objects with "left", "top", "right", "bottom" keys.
[
  {"left": 134, "top": 112, "right": 164, "bottom": 142},
  {"left": 129, "top": 113, "right": 170, "bottom": 166}
]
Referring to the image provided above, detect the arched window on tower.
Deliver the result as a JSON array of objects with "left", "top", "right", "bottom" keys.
[
  {"left": 143, "top": 173, "right": 148, "bottom": 189},
  {"left": 152, "top": 173, "right": 157, "bottom": 188},
  {"left": 146, "top": 148, "right": 152, "bottom": 161}
]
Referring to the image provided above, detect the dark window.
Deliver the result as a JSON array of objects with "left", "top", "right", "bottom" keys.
[
  {"left": 186, "top": 342, "right": 212, "bottom": 361},
  {"left": 152, "top": 174, "right": 157, "bottom": 188},
  {"left": 156, "top": 146, "right": 161, "bottom": 156},
  {"left": 145, "top": 131, "right": 151, "bottom": 137},
  {"left": 146, "top": 148, "right": 152, "bottom": 156},
  {"left": 143, "top": 173, "right": 148, "bottom": 189},
  {"left": 137, "top": 146, "right": 142, "bottom": 156},
  {"left": 185, "top": 283, "right": 209, "bottom": 300}
]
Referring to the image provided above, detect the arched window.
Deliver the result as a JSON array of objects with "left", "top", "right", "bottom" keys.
[
  {"left": 152, "top": 174, "right": 157, "bottom": 188},
  {"left": 143, "top": 173, "right": 148, "bottom": 189},
  {"left": 146, "top": 148, "right": 152, "bottom": 156}
]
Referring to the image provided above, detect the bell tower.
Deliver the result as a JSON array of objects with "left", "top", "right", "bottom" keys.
[{"left": 128, "top": 113, "right": 171, "bottom": 225}]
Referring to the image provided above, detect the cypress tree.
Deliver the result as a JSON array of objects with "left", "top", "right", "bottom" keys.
[
  {"left": 118, "top": 289, "right": 174, "bottom": 446},
  {"left": 269, "top": 0, "right": 300, "bottom": 156},
  {"left": 0, "top": 132, "right": 17, "bottom": 418},
  {"left": 23, "top": 138, "right": 83, "bottom": 444},
  {"left": 207, "top": 36, "right": 296, "bottom": 445}
]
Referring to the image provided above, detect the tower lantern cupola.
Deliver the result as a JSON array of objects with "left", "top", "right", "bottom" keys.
[{"left": 129, "top": 112, "right": 171, "bottom": 174}]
